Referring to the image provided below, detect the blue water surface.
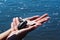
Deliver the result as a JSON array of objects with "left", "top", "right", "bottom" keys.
[{"left": 0, "top": 0, "right": 60, "bottom": 40}]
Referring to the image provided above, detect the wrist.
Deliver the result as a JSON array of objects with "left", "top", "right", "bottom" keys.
[{"left": 9, "top": 28, "right": 14, "bottom": 32}]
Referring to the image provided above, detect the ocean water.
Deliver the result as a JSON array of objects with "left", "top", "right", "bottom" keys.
[{"left": 0, "top": 0, "right": 60, "bottom": 40}]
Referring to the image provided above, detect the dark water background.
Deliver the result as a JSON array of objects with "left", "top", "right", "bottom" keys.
[{"left": 0, "top": 0, "right": 60, "bottom": 40}]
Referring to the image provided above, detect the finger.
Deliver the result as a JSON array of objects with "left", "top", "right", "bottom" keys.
[
  {"left": 37, "top": 17, "right": 50, "bottom": 23},
  {"left": 31, "top": 23, "right": 42, "bottom": 29},
  {"left": 11, "top": 22, "right": 14, "bottom": 31},
  {"left": 39, "top": 13, "right": 48, "bottom": 19},
  {"left": 24, "top": 15, "right": 39, "bottom": 21},
  {"left": 13, "top": 18, "right": 16, "bottom": 26},
  {"left": 14, "top": 17, "right": 20, "bottom": 31},
  {"left": 13, "top": 18, "right": 18, "bottom": 31},
  {"left": 34, "top": 14, "right": 48, "bottom": 22},
  {"left": 15, "top": 17, "right": 20, "bottom": 30},
  {"left": 15, "top": 17, "right": 20, "bottom": 25},
  {"left": 11, "top": 22, "right": 13, "bottom": 28}
]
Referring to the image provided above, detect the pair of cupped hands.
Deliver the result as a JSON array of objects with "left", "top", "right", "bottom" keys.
[{"left": 6, "top": 14, "right": 50, "bottom": 40}]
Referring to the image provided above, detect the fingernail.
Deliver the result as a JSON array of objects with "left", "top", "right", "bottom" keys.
[{"left": 45, "top": 17, "right": 50, "bottom": 20}]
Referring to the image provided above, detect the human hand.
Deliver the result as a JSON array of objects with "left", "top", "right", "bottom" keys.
[{"left": 7, "top": 14, "right": 50, "bottom": 40}]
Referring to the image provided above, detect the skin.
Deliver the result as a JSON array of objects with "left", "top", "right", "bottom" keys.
[
  {"left": 0, "top": 29, "right": 12, "bottom": 40},
  {"left": 0, "top": 15, "right": 40, "bottom": 40},
  {"left": 6, "top": 14, "right": 50, "bottom": 40}
]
